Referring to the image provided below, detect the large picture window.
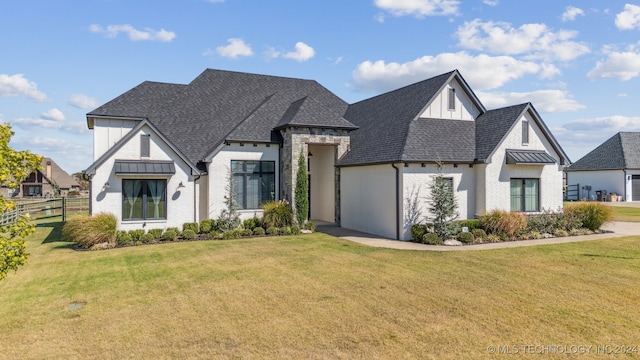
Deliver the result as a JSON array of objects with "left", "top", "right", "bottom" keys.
[
  {"left": 510, "top": 178, "right": 539, "bottom": 212},
  {"left": 231, "top": 160, "right": 275, "bottom": 209},
  {"left": 122, "top": 179, "right": 167, "bottom": 220}
]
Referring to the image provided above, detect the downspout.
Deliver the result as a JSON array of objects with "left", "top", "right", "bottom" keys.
[
  {"left": 193, "top": 175, "right": 201, "bottom": 223},
  {"left": 624, "top": 170, "right": 627, "bottom": 202},
  {"left": 391, "top": 163, "right": 401, "bottom": 240}
]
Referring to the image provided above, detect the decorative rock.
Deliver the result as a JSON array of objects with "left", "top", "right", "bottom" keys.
[
  {"left": 444, "top": 239, "right": 463, "bottom": 246},
  {"left": 301, "top": 229, "right": 313, "bottom": 234}
]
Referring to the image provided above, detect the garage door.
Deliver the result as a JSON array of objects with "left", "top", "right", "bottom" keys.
[{"left": 633, "top": 175, "right": 640, "bottom": 201}]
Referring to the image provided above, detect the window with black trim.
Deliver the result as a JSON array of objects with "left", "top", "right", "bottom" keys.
[
  {"left": 448, "top": 88, "right": 456, "bottom": 110},
  {"left": 231, "top": 160, "right": 276, "bottom": 209},
  {"left": 122, "top": 179, "right": 167, "bottom": 220},
  {"left": 510, "top": 178, "right": 539, "bottom": 212},
  {"left": 522, "top": 120, "right": 529, "bottom": 144}
]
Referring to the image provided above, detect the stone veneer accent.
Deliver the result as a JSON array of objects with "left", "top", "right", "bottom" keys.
[{"left": 279, "top": 127, "right": 351, "bottom": 224}]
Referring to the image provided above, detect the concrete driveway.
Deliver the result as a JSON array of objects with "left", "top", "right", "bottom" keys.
[{"left": 317, "top": 221, "right": 640, "bottom": 251}]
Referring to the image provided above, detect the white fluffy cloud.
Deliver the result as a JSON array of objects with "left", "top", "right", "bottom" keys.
[
  {"left": 455, "top": 19, "right": 590, "bottom": 62},
  {"left": 68, "top": 93, "right": 99, "bottom": 109},
  {"left": 282, "top": 42, "right": 315, "bottom": 62},
  {"left": 615, "top": 4, "right": 640, "bottom": 30},
  {"left": 483, "top": 0, "right": 498, "bottom": 6},
  {"left": 587, "top": 44, "right": 640, "bottom": 81},
  {"left": 352, "top": 52, "right": 556, "bottom": 93},
  {"left": 214, "top": 38, "right": 254, "bottom": 58},
  {"left": 562, "top": 6, "right": 584, "bottom": 22},
  {"left": 374, "top": 0, "right": 460, "bottom": 17},
  {"left": 89, "top": 24, "right": 176, "bottom": 42},
  {"left": 40, "top": 108, "right": 65, "bottom": 122},
  {"left": 476, "top": 90, "right": 585, "bottom": 113},
  {"left": 0, "top": 74, "right": 48, "bottom": 101}
]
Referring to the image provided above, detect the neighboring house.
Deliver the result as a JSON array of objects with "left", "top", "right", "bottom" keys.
[
  {"left": 565, "top": 132, "right": 640, "bottom": 201},
  {"left": 5, "top": 158, "right": 80, "bottom": 198},
  {"left": 84, "top": 69, "right": 569, "bottom": 240}
]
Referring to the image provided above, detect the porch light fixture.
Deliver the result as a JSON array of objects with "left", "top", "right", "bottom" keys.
[
  {"left": 308, "top": 152, "right": 313, "bottom": 157},
  {"left": 178, "top": 181, "right": 186, "bottom": 189},
  {"left": 102, "top": 182, "right": 110, "bottom": 191}
]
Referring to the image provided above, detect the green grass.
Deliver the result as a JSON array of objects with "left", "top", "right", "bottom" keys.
[
  {"left": 2, "top": 221, "right": 640, "bottom": 359},
  {"left": 610, "top": 206, "right": 640, "bottom": 222}
]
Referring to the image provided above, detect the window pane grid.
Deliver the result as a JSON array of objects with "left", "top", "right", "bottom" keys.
[
  {"left": 122, "top": 179, "right": 167, "bottom": 220},
  {"left": 510, "top": 178, "right": 539, "bottom": 212},
  {"left": 230, "top": 160, "right": 275, "bottom": 210}
]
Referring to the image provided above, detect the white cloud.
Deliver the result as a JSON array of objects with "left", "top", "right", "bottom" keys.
[
  {"left": 562, "top": 6, "right": 584, "bottom": 22},
  {"left": 0, "top": 74, "right": 48, "bottom": 101},
  {"left": 374, "top": 0, "right": 460, "bottom": 17},
  {"left": 615, "top": 4, "right": 640, "bottom": 30},
  {"left": 40, "top": 108, "right": 65, "bottom": 122},
  {"left": 477, "top": 89, "right": 585, "bottom": 113},
  {"left": 455, "top": 19, "right": 590, "bottom": 62},
  {"left": 214, "top": 38, "right": 254, "bottom": 58},
  {"left": 587, "top": 44, "right": 640, "bottom": 81},
  {"left": 483, "top": 0, "right": 499, "bottom": 6},
  {"left": 374, "top": 13, "right": 386, "bottom": 23},
  {"left": 89, "top": 24, "right": 176, "bottom": 42},
  {"left": 68, "top": 93, "right": 99, "bottom": 109},
  {"left": 352, "top": 52, "right": 554, "bottom": 93},
  {"left": 282, "top": 42, "right": 315, "bottom": 62}
]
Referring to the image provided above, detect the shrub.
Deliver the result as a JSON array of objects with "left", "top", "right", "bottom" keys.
[
  {"left": 456, "top": 219, "right": 482, "bottom": 231},
  {"left": 182, "top": 229, "right": 197, "bottom": 240},
  {"left": 241, "top": 228, "right": 253, "bottom": 237},
  {"left": 62, "top": 213, "right": 117, "bottom": 249},
  {"left": 411, "top": 224, "right": 428, "bottom": 242},
  {"left": 526, "top": 209, "right": 582, "bottom": 234},
  {"left": 486, "top": 234, "right": 501, "bottom": 243},
  {"left": 565, "top": 202, "right": 613, "bottom": 231},
  {"left": 140, "top": 233, "right": 155, "bottom": 243},
  {"left": 262, "top": 200, "right": 294, "bottom": 228},
  {"left": 221, "top": 229, "right": 242, "bottom": 240},
  {"left": 253, "top": 227, "right": 265, "bottom": 236},
  {"left": 266, "top": 226, "right": 279, "bottom": 235},
  {"left": 279, "top": 226, "right": 292, "bottom": 235},
  {"left": 116, "top": 231, "right": 132, "bottom": 246},
  {"left": 199, "top": 219, "right": 216, "bottom": 234},
  {"left": 457, "top": 231, "right": 474, "bottom": 244},
  {"left": 422, "top": 232, "right": 443, "bottom": 245},
  {"left": 162, "top": 230, "right": 178, "bottom": 241},
  {"left": 291, "top": 225, "right": 301, "bottom": 235},
  {"left": 208, "top": 231, "right": 221, "bottom": 239},
  {"left": 302, "top": 221, "right": 316, "bottom": 232},
  {"left": 183, "top": 222, "right": 199, "bottom": 233},
  {"left": 471, "top": 228, "right": 486, "bottom": 239},
  {"left": 553, "top": 229, "right": 569, "bottom": 237},
  {"left": 148, "top": 229, "right": 163, "bottom": 239},
  {"left": 165, "top": 227, "right": 180, "bottom": 234},
  {"left": 243, "top": 217, "right": 262, "bottom": 231},
  {"left": 128, "top": 229, "right": 145, "bottom": 242},
  {"left": 481, "top": 210, "right": 527, "bottom": 240}
]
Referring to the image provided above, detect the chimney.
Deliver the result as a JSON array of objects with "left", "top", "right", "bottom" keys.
[{"left": 46, "top": 161, "right": 52, "bottom": 180}]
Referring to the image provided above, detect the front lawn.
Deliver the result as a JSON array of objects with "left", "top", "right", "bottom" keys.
[
  {"left": 609, "top": 205, "right": 640, "bottom": 222},
  {"left": 1, "top": 221, "right": 639, "bottom": 358}
]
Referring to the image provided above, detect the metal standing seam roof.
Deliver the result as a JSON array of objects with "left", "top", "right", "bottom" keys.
[
  {"left": 505, "top": 149, "right": 557, "bottom": 164},
  {"left": 114, "top": 160, "right": 176, "bottom": 175}
]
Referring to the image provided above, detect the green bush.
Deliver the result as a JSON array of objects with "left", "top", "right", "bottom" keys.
[
  {"left": 116, "top": 230, "right": 132, "bottom": 246},
  {"left": 553, "top": 229, "right": 569, "bottom": 237},
  {"left": 183, "top": 222, "right": 199, "bottom": 233},
  {"left": 62, "top": 213, "right": 117, "bottom": 249},
  {"left": 199, "top": 219, "right": 216, "bottom": 233},
  {"left": 411, "top": 224, "right": 428, "bottom": 242},
  {"left": 279, "top": 226, "right": 292, "bottom": 235},
  {"left": 481, "top": 210, "right": 527, "bottom": 240},
  {"left": 241, "top": 228, "right": 253, "bottom": 237},
  {"left": 564, "top": 202, "right": 613, "bottom": 231},
  {"left": 456, "top": 219, "right": 482, "bottom": 231},
  {"left": 221, "top": 229, "right": 242, "bottom": 240},
  {"left": 422, "top": 232, "right": 443, "bottom": 245},
  {"left": 243, "top": 217, "right": 262, "bottom": 231},
  {"left": 182, "top": 229, "right": 197, "bottom": 240},
  {"left": 253, "top": 227, "right": 265, "bottom": 236},
  {"left": 302, "top": 221, "right": 316, "bottom": 232},
  {"left": 165, "top": 227, "right": 180, "bottom": 234},
  {"left": 128, "top": 229, "right": 145, "bottom": 242},
  {"left": 148, "top": 229, "right": 163, "bottom": 239},
  {"left": 208, "top": 230, "right": 221, "bottom": 239},
  {"left": 140, "top": 233, "right": 155, "bottom": 243},
  {"left": 525, "top": 209, "right": 582, "bottom": 234},
  {"left": 457, "top": 231, "right": 474, "bottom": 244},
  {"left": 291, "top": 225, "right": 301, "bottom": 235},
  {"left": 266, "top": 226, "right": 279, "bottom": 235},
  {"left": 162, "top": 230, "right": 178, "bottom": 241},
  {"left": 471, "top": 228, "right": 486, "bottom": 239},
  {"left": 262, "top": 200, "right": 294, "bottom": 228}
]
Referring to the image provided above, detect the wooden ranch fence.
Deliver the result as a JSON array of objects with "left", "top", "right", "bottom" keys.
[{"left": 0, "top": 197, "right": 89, "bottom": 225}]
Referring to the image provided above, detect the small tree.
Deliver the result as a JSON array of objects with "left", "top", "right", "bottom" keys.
[
  {"left": 294, "top": 151, "right": 309, "bottom": 225},
  {"left": 217, "top": 168, "right": 241, "bottom": 231},
  {"left": 426, "top": 161, "right": 458, "bottom": 240},
  {"left": 0, "top": 124, "right": 42, "bottom": 281}
]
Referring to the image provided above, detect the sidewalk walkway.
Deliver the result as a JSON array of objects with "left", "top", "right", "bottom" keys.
[{"left": 316, "top": 221, "right": 639, "bottom": 251}]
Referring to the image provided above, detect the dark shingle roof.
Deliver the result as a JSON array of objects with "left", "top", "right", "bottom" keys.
[
  {"left": 566, "top": 132, "right": 640, "bottom": 171},
  {"left": 88, "top": 69, "right": 354, "bottom": 165},
  {"left": 475, "top": 103, "right": 529, "bottom": 162}
]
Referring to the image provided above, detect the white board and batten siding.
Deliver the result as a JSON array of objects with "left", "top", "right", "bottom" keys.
[
  {"left": 90, "top": 123, "right": 197, "bottom": 231},
  {"left": 207, "top": 143, "right": 279, "bottom": 221},
  {"left": 419, "top": 78, "right": 481, "bottom": 121},
  {"left": 92, "top": 118, "right": 138, "bottom": 161},
  {"left": 480, "top": 110, "right": 564, "bottom": 214}
]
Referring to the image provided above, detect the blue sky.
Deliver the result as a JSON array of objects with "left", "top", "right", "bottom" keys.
[{"left": 1, "top": 0, "right": 640, "bottom": 174}]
